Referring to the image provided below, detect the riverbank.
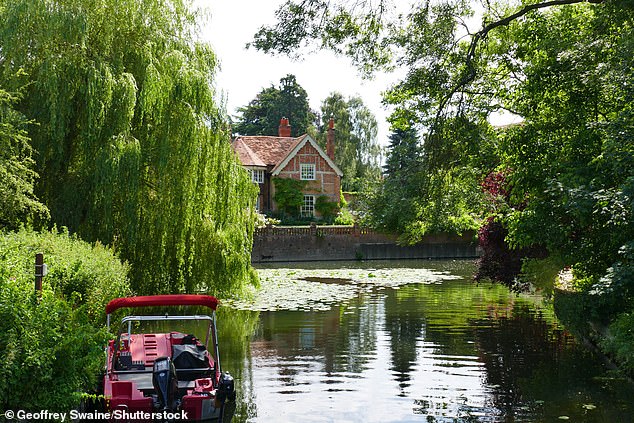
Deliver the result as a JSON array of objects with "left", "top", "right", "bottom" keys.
[{"left": 554, "top": 287, "right": 634, "bottom": 381}]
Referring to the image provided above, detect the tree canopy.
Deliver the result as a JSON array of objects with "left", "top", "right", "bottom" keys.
[
  {"left": 233, "top": 74, "right": 315, "bottom": 137},
  {"left": 251, "top": 0, "right": 632, "bottom": 274},
  {"left": 318, "top": 92, "right": 381, "bottom": 192},
  {"left": 0, "top": 0, "right": 258, "bottom": 295}
]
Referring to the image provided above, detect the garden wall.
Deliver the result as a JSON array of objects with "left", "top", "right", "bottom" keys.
[{"left": 252, "top": 225, "right": 479, "bottom": 262}]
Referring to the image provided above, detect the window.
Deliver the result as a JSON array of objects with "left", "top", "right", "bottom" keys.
[
  {"left": 255, "top": 196, "right": 261, "bottom": 212},
  {"left": 249, "top": 169, "right": 264, "bottom": 184},
  {"left": 300, "top": 163, "right": 315, "bottom": 180},
  {"left": 301, "top": 195, "right": 315, "bottom": 217}
]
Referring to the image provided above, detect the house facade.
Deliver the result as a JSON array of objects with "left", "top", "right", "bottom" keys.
[{"left": 232, "top": 117, "right": 343, "bottom": 217}]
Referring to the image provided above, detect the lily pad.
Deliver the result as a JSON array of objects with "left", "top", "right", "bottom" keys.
[{"left": 221, "top": 266, "right": 461, "bottom": 312}]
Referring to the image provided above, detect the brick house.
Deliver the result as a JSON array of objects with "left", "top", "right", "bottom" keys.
[{"left": 232, "top": 117, "right": 343, "bottom": 217}]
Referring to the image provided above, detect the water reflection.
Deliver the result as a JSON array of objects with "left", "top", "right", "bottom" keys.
[{"left": 217, "top": 260, "right": 634, "bottom": 422}]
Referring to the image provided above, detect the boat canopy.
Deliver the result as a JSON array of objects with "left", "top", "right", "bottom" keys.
[{"left": 106, "top": 294, "right": 219, "bottom": 314}]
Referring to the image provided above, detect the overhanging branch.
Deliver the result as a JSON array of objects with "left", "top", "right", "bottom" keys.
[{"left": 434, "top": 0, "right": 605, "bottom": 126}]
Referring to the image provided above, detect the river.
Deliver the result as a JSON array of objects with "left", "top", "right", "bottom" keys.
[{"left": 217, "top": 260, "right": 634, "bottom": 422}]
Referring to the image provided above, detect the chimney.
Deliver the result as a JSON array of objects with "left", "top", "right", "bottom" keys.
[
  {"left": 278, "top": 117, "right": 291, "bottom": 137},
  {"left": 326, "top": 117, "right": 335, "bottom": 161}
]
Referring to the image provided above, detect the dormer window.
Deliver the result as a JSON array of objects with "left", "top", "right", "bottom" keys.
[{"left": 300, "top": 163, "right": 315, "bottom": 180}]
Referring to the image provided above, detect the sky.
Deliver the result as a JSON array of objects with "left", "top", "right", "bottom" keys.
[
  {"left": 195, "top": 0, "right": 400, "bottom": 145},
  {"left": 195, "top": 1, "right": 518, "bottom": 146}
]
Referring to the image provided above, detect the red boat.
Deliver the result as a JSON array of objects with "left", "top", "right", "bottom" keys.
[{"left": 93, "top": 294, "right": 236, "bottom": 422}]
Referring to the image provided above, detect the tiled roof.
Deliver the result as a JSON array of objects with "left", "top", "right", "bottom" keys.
[
  {"left": 232, "top": 138, "right": 266, "bottom": 167},
  {"left": 232, "top": 135, "right": 307, "bottom": 167}
]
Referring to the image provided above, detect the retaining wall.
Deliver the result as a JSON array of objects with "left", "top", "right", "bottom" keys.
[{"left": 252, "top": 225, "right": 479, "bottom": 263}]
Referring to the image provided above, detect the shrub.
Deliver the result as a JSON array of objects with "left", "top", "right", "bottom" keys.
[
  {"left": 0, "top": 228, "right": 131, "bottom": 411},
  {"left": 0, "top": 227, "right": 131, "bottom": 323},
  {"left": 602, "top": 310, "right": 634, "bottom": 375},
  {"left": 315, "top": 195, "right": 339, "bottom": 221},
  {"left": 475, "top": 217, "right": 547, "bottom": 291},
  {"left": 273, "top": 178, "right": 307, "bottom": 217},
  {"left": 334, "top": 208, "right": 355, "bottom": 225}
]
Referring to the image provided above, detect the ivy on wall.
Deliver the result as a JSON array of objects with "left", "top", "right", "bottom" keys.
[{"left": 273, "top": 177, "right": 307, "bottom": 217}]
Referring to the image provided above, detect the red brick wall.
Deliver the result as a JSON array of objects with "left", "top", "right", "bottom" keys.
[{"left": 276, "top": 142, "right": 341, "bottom": 205}]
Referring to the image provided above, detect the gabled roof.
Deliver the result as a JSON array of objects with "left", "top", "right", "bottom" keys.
[
  {"left": 271, "top": 135, "right": 343, "bottom": 177},
  {"left": 232, "top": 135, "right": 305, "bottom": 167},
  {"left": 232, "top": 133, "right": 342, "bottom": 177}
]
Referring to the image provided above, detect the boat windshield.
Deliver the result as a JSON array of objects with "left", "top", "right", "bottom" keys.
[{"left": 118, "top": 315, "right": 214, "bottom": 349}]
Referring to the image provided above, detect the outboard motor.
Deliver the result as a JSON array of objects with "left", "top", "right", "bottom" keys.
[
  {"left": 216, "top": 372, "right": 235, "bottom": 403},
  {"left": 152, "top": 357, "right": 179, "bottom": 411},
  {"left": 215, "top": 372, "right": 236, "bottom": 422}
]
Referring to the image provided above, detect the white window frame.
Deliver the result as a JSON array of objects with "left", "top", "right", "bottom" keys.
[
  {"left": 301, "top": 195, "right": 315, "bottom": 217},
  {"left": 300, "top": 163, "right": 316, "bottom": 180},
  {"left": 249, "top": 169, "right": 264, "bottom": 184}
]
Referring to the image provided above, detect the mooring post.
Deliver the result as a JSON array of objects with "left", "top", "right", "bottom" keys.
[{"left": 35, "top": 252, "right": 45, "bottom": 299}]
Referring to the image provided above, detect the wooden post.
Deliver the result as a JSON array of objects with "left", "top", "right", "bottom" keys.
[{"left": 35, "top": 252, "right": 44, "bottom": 298}]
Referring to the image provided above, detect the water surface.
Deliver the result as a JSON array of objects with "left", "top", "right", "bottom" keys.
[{"left": 218, "top": 260, "right": 634, "bottom": 422}]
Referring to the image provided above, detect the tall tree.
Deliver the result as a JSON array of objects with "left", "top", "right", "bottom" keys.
[
  {"left": 319, "top": 93, "right": 381, "bottom": 192},
  {"left": 234, "top": 74, "right": 315, "bottom": 137},
  {"left": 383, "top": 125, "right": 419, "bottom": 178},
  {"left": 366, "top": 125, "right": 420, "bottom": 232},
  {"left": 0, "top": 86, "right": 49, "bottom": 230},
  {"left": 0, "top": 0, "right": 258, "bottom": 295}
]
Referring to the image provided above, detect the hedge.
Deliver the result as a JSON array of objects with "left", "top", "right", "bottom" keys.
[{"left": 0, "top": 228, "right": 131, "bottom": 411}]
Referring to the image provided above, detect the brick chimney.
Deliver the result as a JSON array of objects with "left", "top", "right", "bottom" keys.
[
  {"left": 278, "top": 117, "right": 291, "bottom": 137},
  {"left": 326, "top": 117, "right": 335, "bottom": 161}
]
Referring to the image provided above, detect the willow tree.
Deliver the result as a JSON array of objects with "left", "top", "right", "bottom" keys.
[
  {"left": 0, "top": 86, "right": 49, "bottom": 230},
  {"left": 0, "top": 0, "right": 258, "bottom": 294}
]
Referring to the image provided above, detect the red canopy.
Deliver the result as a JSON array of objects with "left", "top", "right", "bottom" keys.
[{"left": 106, "top": 294, "right": 219, "bottom": 314}]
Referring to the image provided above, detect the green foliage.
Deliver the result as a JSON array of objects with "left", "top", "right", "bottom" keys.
[
  {"left": 0, "top": 86, "right": 49, "bottom": 230},
  {"left": 519, "top": 256, "right": 565, "bottom": 297},
  {"left": 495, "top": 4, "right": 634, "bottom": 280},
  {"left": 0, "top": 0, "right": 258, "bottom": 295},
  {"left": 317, "top": 93, "right": 381, "bottom": 192},
  {"left": 315, "top": 195, "right": 339, "bottom": 221},
  {"left": 366, "top": 161, "right": 483, "bottom": 242},
  {"left": 0, "top": 228, "right": 131, "bottom": 411},
  {"left": 273, "top": 177, "right": 307, "bottom": 217},
  {"left": 234, "top": 74, "right": 315, "bottom": 137},
  {"left": 249, "top": 0, "right": 392, "bottom": 76},
  {"left": 334, "top": 207, "right": 355, "bottom": 225},
  {"left": 585, "top": 242, "right": 634, "bottom": 319},
  {"left": 0, "top": 228, "right": 131, "bottom": 323},
  {"left": 602, "top": 310, "right": 634, "bottom": 374}
]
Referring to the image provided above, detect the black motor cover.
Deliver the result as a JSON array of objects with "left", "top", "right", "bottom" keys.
[
  {"left": 152, "top": 357, "right": 178, "bottom": 411},
  {"left": 216, "top": 372, "right": 236, "bottom": 402}
]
